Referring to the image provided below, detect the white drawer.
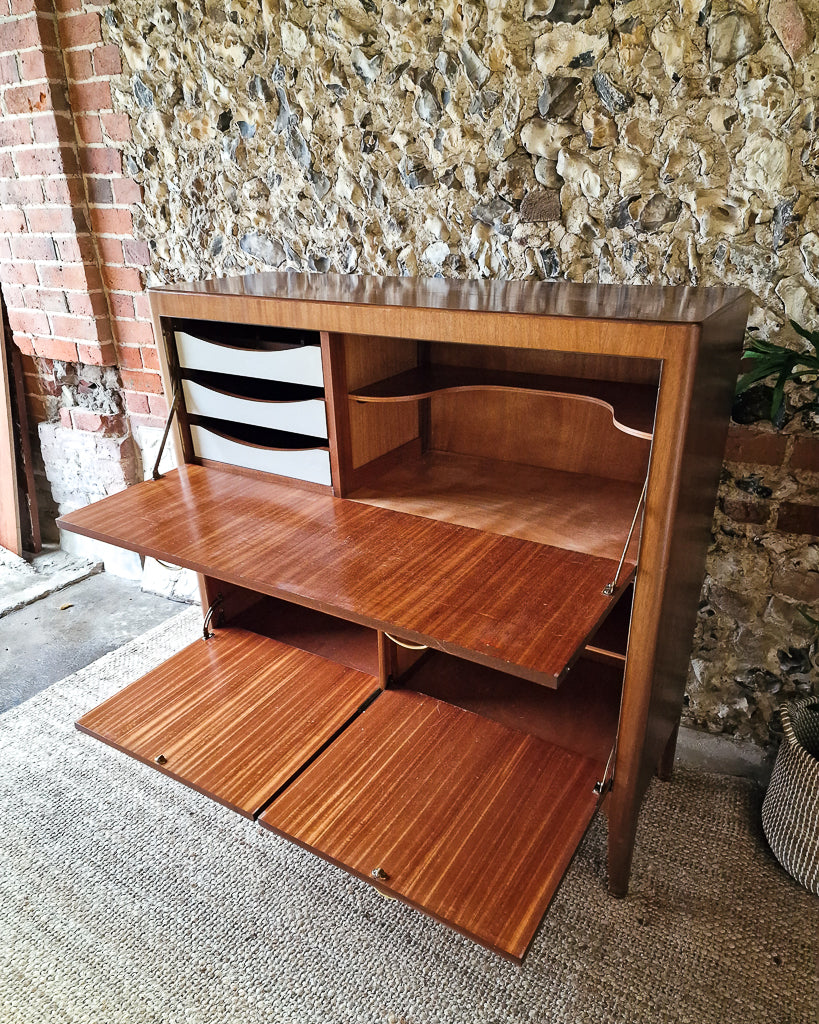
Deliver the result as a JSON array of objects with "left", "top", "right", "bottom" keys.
[
  {"left": 175, "top": 330, "right": 324, "bottom": 386},
  {"left": 182, "top": 379, "right": 328, "bottom": 439},
  {"left": 191, "top": 424, "right": 332, "bottom": 486}
]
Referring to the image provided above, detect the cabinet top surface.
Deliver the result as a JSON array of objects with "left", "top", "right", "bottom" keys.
[{"left": 150, "top": 270, "right": 747, "bottom": 325}]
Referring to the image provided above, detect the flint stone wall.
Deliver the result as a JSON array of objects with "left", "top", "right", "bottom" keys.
[{"left": 103, "top": 0, "right": 819, "bottom": 747}]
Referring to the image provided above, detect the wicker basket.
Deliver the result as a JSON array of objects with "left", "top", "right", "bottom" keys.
[{"left": 762, "top": 696, "right": 819, "bottom": 895}]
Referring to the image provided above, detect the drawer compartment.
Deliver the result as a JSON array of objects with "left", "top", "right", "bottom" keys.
[
  {"left": 75, "top": 628, "right": 380, "bottom": 818},
  {"left": 181, "top": 373, "right": 328, "bottom": 438},
  {"left": 190, "top": 421, "right": 332, "bottom": 485},
  {"left": 175, "top": 328, "right": 323, "bottom": 386},
  {"left": 260, "top": 687, "right": 604, "bottom": 961}
]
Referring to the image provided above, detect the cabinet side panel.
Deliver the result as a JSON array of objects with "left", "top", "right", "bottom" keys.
[{"left": 343, "top": 333, "right": 419, "bottom": 469}]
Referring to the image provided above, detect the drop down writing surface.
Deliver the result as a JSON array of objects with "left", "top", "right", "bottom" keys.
[{"left": 58, "top": 464, "right": 634, "bottom": 687}]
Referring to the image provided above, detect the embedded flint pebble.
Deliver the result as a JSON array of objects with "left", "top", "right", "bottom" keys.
[
  {"left": 132, "top": 74, "right": 154, "bottom": 109},
  {"left": 592, "top": 71, "right": 632, "bottom": 113}
]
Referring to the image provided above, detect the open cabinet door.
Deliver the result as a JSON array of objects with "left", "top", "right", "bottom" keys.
[{"left": 0, "top": 301, "right": 22, "bottom": 555}]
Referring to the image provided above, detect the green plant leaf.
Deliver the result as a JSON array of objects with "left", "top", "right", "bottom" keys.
[{"left": 790, "top": 320, "right": 819, "bottom": 356}]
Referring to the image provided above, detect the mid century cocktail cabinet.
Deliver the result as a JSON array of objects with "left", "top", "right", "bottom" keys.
[{"left": 59, "top": 272, "right": 749, "bottom": 962}]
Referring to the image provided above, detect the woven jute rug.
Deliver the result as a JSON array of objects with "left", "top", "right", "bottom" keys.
[{"left": 0, "top": 608, "right": 815, "bottom": 1024}]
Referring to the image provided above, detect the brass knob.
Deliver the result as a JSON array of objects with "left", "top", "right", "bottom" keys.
[
  {"left": 154, "top": 754, "right": 167, "bottom": 765},
  {"left": 371, "top": 867, "right": 388, "bottom": 880}
]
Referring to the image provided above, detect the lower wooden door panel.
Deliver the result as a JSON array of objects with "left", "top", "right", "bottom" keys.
[
  {"left": 75, "top": 627, "right": 379, "bottom": 817},
  {"left": 259, "top": 687, "right": 604, "bottom": 961}
]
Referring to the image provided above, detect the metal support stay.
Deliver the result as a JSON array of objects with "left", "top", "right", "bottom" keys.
[
  {"left": 202, "top": 593, "right": 224, "bottom": 640},
  {"left": 151, "top": 386, "right": 181, "bottom": 481},
  {"left": 602, "top": 473, "right": 649, "bottom": 596}
]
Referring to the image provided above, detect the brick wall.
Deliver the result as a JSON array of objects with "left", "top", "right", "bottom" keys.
[{"left": 0, "top": 0, "right": 165, "bottom": 539}]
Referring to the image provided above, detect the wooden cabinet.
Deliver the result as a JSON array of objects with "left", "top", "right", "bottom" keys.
[{"left": 58, "top": 272, "right": 749, "bottom": 962}]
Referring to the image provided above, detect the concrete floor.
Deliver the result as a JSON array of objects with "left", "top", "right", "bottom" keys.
[{"left": 0, "top": 572, "right": 184, "bottom": 714}]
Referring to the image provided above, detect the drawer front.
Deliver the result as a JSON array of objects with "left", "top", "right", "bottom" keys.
[
  {"left": 175, "top": 330, "right": 324, "bottom": 386},
  {"left": 182, "top": 380, "right": 328, "bottom": 438},
  {"left": 191, "top": 424, "right": 332, "bottom": 486}
]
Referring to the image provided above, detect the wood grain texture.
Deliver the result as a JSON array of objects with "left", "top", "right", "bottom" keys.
[
  {"left": 151, "top": 270, "right": 747, "bottom": 325},
  {"left": 0, "top": 306, "right": 21, "bottom": 554},
  {"left": 351, "top": 365, "right": 656, "bottom": 438},
  {"left": 429, "top": 391, "right": 651, "bottom": 484},
  {"left": 76, "top": 627, "right": 379, "bottom": 818},
  {"left": 259, "top": 687, "right": 603, "bottom": 961},
  {"left": 57, "top": 464, "right": 633, "bottom": 687},
  {"left": 403, "top": 652, "right": 621, "bottom": 764},
  {"left": 349, "top": 450, "right": 644, "bottom": 559}
]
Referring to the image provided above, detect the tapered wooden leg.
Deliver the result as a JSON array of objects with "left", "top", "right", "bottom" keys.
[
  {"left": 656, "top": 719, "right": 680, "bottom": 782},
  {"left": 606, "top": 783, "right": 641, "bottom": 897}
]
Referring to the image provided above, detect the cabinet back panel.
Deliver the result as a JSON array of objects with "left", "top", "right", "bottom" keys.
[
  {"left": 342, "top": 333, "right": 419, "bottom": 469},
  {"left": 427, "top": 341, "right": 661, "bottom": 386},
  {"left": 430, "top": 390, "right": 651, "bottom": 484}
]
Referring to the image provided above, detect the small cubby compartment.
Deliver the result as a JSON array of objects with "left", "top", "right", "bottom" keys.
[{"left": 335, "top": 334, "right": 660, "bottom": 561}]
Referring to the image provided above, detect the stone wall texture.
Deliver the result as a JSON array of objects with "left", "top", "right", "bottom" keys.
[{"left": 3, "top": 0, "right": 819, "bottom": 746}]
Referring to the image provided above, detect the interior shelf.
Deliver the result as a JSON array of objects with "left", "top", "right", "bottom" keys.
[
  {"left": 350, "top": 366, "right": 657, "bottom": 439},
  {"left": 75, "top": 627, "right": 379, "bottom": 818},
  {"left": 259, "top": 686, "right": 604, "bottom": 961},
  {"left": 349, "top": 450, "right": 643, "bottom": 561},
  {"left": 57, "top": 464, "right": 634, "bottom": 688}
]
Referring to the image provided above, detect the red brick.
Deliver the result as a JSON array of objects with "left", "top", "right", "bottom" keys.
[
  {"left": 11, "top": 235, "right": 56, "bottom": 261},
  {"left": 123, "top": 238, "right": 150, "bottom": 266},
  {"left": 4, "top": 83, "right": 56, "bottom": 115},
  {"left": 26, "top": 206, "right": 83, "bottom": 233},
  {"left": 68, "top": 80, "right": 110, "bottom": 112},
  {"left": 53, "top": 0, "right": 82, "bottom": 11},
  {"left": 101, "top": 112, "right": 131, "bottom": 143},
  {"left": 1, "top": 284, "right": 24, "bottom": 307},
  {"left": 790, "top": 436, "right": 819, "bottom": 473},
  {"left": 108, "top": 292, "right": 134, "bottom": 319},
  {"left": 90, "top": 206, "right": 133, "bottom": 235},
  {"left": 132, "top": 413, "right": 165, "bottom": 429},
  {"left": 34, "top": 13, "right": 58, "bottom": 48},
  {"left": 120, "top": 368, "right": 162, "bottom": 393},
  {"left": 11, "top": 0, "right": 37, "bottom": 12},
  {"left": 97, "top": 236, "right": 123, "bottom": 265},
  {"left": 0, "top": 16, "right": 40, "bottom": 51},
  {"left": 0, "top": 239, "right": 12, "bottom": 260},
  {"left": 77, "top": 341, "right": 116, "bottom": 364},
  {"left": 0, "top": 261, "right": 39, "bottom": 286},
  {"left": 79, "top": 148, "right": 121, "bottom": 175},
  {"left": 66, "top": 290, "right": 108, "bottom": 316},
  {"left": 86, "top": 176, "right": 113, "bottom": 204},
  {"left": 7, "top": 307, "right": 50, "bottom": 334},
  {"left": 724, "top": 425, "right": 788, "bottom": 466},
  {"left": 116, "top": 320, "right": 154, "bottom": 346},
  {"left": 75, "top": 113, "right": 102, "bottom": 143},
  {"left": 116, "top": 344, "right": 142, "bottom": 369},
  {"left": 102, "top": 266, "right": 141, "bottom": 291},
  {"left": 92, "top": 44, "right": 121, "bottom": 76},
  {"left": 55, "top": 233, "right": 94, "bottom": 263},
  {"left": 141, "top": 344, "right": 160, "bottom": 370},
  {"left": 58, "top": 406, "right": 72, "bottom": 428},
  {"left": 58, "top": 11, "right": 100, "bottom": 47},
  {"left": 148, "top": 393, "right": 168, "bottom": 418},
  {"left": 112, "top": 177, "right": 141, "bottom": 205},
  {"left": 14, "top": 140, "right": 80, "bottom": 180},
  {"left": 19, "top": 49, "right": 47, "bottom": 81},
  {"left": 39, "top": 263, "right": 100, "bottom": 290},
  {"left": 50, "top": 313, "right": 112, "bottom": 342},
  {"left": 70, "top": 408, "right": 126, "bottom": 432},
  {"left": 132, "top": 293, "right": 151, "bottom": 319},
  {"left": 720, "top": 496, "right": 771, "bottom": 525},
  {"left": 0, "top": 209, "right": 27, "bottom": 233},
  {"left": 24, "top": 286, "right": 68, "bottom": 312},
  {"left": 777, "top": 502, "right": 819, "bottom": 536},
  {"left": 31, "top": 112, "right": 65, "bottom": 143},
  {"left": 12, "top": 334, "right": 35, "bottom": 356},
  {"left": 124, "top": 391, "right": 149, "bottom": 415},
  {"left": 64, "top": 48, "right": 92, "bottom": 82},
  {"left": 0, "top": 53, "right": 19, "bottom": 85},
  {"left": 0, "top": 152, "right": 14, "bottom": 177},
  {"left": 42, "top": 175, "right": 84, "bottom": 205},
  {"left": 0, "top": 179, "right": 43, "bottom": 205},
  {"left": 0, "top": 116, "right": 33, "bottom": 147}
]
